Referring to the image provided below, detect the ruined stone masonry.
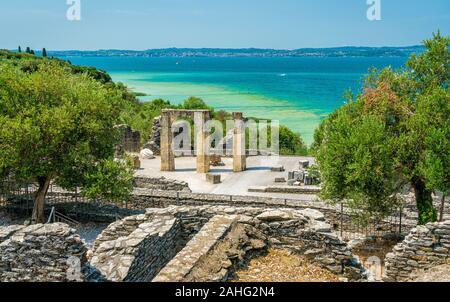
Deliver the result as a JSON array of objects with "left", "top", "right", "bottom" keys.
[
  {"left": 159, "top": 110, "right": 247, "bottom": 174},
  {"left": 134, "top": 176, "right": 191, "bottom": 192},
  {"left": 90, "top": 215, "right": 181, "bottom": 282},
  {"left": 160, "top": 109, "right": 211, "bottom": 173},
  {"left": 0, "top": 223, "right": 89, "bottom": 282},
  {"left": 144, "top": 116, "right": 162, "bottom": 156},
  {"left": 153, "top": 215, "right": 266, "bottom": 282},
  {"left": 0, "top": 204, "right": 368, "bottom": 282},
  {"left": 90, "top": 205, "right": 365, "bottom": 282},
  {"left": 384, "top": 220, "right": 450, "bottom": 281}
]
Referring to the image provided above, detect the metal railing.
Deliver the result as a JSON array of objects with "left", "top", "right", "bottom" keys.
[
  {"left": 47, "top": 206, "right": 80, "bottom": 226},
  {"left": 335, "top": 202, "right": 411, "bottom": 241},
  {"left": 1, "top": 180, "right": 412, "bottom": 239}
]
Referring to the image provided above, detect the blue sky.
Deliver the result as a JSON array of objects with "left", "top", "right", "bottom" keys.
[{"left": 0, "top": 0, "right": 449, "bottom": 50}]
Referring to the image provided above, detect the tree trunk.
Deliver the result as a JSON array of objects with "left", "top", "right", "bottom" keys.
[
  {"left": 413, "top": 178, "right": 437, "bottom": 225},
  {"left": 31, "top": 177, "right": 51, "bottom": 224},
  {"left": 440, "top": 194, "right": 446, "bottom": 222}
]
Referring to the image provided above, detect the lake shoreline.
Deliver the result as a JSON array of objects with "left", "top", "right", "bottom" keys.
[{"left": 56, "top": 56, "right": 409, "bottom": 145}]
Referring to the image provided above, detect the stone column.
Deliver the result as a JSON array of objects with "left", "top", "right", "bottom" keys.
[
  {"left": 194, "top": 111, "right": 210, "bottom": 173},
  {"left": 160, "top": 111, "right": 175, "bottom": 171},
  {"left": 233, "top": 112, "right": 247, "bottom": 172}
]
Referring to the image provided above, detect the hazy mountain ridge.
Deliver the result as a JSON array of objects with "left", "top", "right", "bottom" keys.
[{"left": 46, "top": 46, "right": 425, "bottom": 58}]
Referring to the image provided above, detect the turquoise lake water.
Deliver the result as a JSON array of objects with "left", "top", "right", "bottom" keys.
[{"left": 59, "top": 56, "right": 408, "bottom": 144}]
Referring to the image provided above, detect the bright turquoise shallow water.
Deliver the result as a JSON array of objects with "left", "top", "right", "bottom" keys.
[{"left": 58, "top": 56, "right": 407, "bottom": 144}]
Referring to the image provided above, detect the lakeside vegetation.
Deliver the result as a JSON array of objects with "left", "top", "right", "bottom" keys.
[{"left": 313, "top": 32, "right": 449, "bottom": 225}]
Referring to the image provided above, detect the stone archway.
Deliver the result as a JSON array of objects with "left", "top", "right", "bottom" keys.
[
  {"left": 160, "top": 109, "right": 211, "bottom": 173},
  {"left": 159, "top": 109, "right": 247, "bottom": 174}
]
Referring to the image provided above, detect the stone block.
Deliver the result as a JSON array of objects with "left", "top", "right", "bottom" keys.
[
  {"left": 256, "top": 210, "right": 293, "bottom": 222},
  {"left": 304, "top": 176, "right": 314, "bottom": 185},
  {"left": 286, "top": 179, "right": 296, "bottom": 186},
  {"left": 293, "top": 171, "right": 304, "bottom": 181},
  {"left": 247, "top": 186, "right": 267, "bottom": 193},
  {"left": 299, "top": 160, "right": 310, "bottom": 169},
  {"left": 206, "top": 174, "right": 221, "bottom": 184},
  {"left": 274, "top": 177, "right": 286, "bottom": 183},
  {"left": 140, "top": 149, "right": 155, "bottom": 159},
  {"left": 271, "top": 165, "right": 285, "bottom": 172}
]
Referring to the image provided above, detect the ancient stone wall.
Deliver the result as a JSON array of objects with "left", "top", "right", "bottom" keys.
[
  {"left": 93, "top": 205, "right": 365, "bottom": 281},
  {"left": 154, "top": 215, "right": 267, "bottom": 282},
  {"left": 160, "top": 206, "right": 364, "bottom": 280},
  {"left": 129, "top": 188, "right": 416, "bottom": 235},
  {"left": 90, "top": 215, "right": 182, "bottom": 282},
  {"left": 144, "top": 117, "right": 161, "bottom": 156},
  {"left": 0, "top": 223, "right": 89, "bottom": 282},
  {"left": 384, "top": 220, "right": 450, "bottom": 281},
  {"left": 130, "top": 188, "right": 336, "bottom": 211},
  {"left": 4, "top": 185, "right": 418, "bottom": 240},
  {"left": 134, "top": 176, "right": 191, "bottom": 192},
  {"left": 0, "top": 205, "right": 365, "bottom": 282}
]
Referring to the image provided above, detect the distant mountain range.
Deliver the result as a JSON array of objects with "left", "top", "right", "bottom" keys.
[{"left": 47, "top": 46, "right": 425, "bottom": 58}]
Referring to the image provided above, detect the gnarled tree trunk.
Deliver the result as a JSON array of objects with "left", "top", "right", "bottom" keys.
[
  {"left": 31, "top": 176, "right": 51, "bottom": 224},
  {"left": 413, "top": 178, "right": 437, "bottom": 225}
]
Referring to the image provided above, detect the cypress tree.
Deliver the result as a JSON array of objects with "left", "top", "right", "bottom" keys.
[
  {"left": 42, "top": 48, "right": 47, "bottom": 57},
  {"left": 25, "top": 47, "right": 31, "bottom": 54},
  {"left": 18, "top": 46, "right": 22, "bottom": 53}
]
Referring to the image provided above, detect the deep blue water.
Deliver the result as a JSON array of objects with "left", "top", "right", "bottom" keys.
[{"left": 58, "top": 56, "right": 408, "bottom": 143}]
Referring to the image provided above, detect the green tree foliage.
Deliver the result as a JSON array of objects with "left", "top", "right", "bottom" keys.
[
  {"left": 414, "top": 88, "right": 450, "bottom": 221},
  {"left": 314, "top": 32, "right": 449, "bottom": 225},
  {"left": 179, "top": 96, "right": 212, "bottom": 111},
  {"left": 0, "top": 50, "right": 113, "bottom": 85},
  {"left": 119, "top": 98, "right": 172, "bottom": 144},
  {"left": 18, "top": 46, "right": 21, "bottom": 53},
  {"left": 81, "top": 157, "right": 135, "bottom": 204},
  {"left": 0, "top": 61, "right": 134, "bottom": 223},
  {"left": 42, "top": 48, "right": 47, "bottom": 57},
  {"left": 279, "top": 126, "right": 309, "bottom": 156}
]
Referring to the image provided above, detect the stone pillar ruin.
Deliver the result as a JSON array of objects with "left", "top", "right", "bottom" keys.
[
  {"left": 232, "top": 112, "right": 247, "bottom": 172},
  {"left": 160, "top": 109, "right": 211, "bottom": 173},
  {"left": 195, "top": 111, "right": 210, "bottom": 174},
  {"left": 160, "top": 111, "right": 175, "bottom": 171}
]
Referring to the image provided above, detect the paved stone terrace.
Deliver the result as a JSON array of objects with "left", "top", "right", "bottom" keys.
[{"left": 136, "top": 155, "right": 317, "bottom": 200}]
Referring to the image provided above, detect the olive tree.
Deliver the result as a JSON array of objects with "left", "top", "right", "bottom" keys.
[
  {"left": 314, "top": 33, "right": 449, "bottom": 224},
  {"left": 0, "top": 62, "right": 134, "bottom": 223}
]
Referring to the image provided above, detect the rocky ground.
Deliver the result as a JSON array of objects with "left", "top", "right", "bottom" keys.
[
  {"left": 409, "top": 264, "right": 450, "bottom": 282},
  {"left": 1, "top": 209, "right": 108, "bottom": 249},
  {"left": 76, "top": 223, "right": 110, "bottom": 248},
  {"left": 232, "top": 249, "right": 341, "bottom": 282},
  {"left": 351, "top": 237, "right": 401, "bottom": 281}
]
